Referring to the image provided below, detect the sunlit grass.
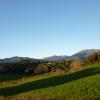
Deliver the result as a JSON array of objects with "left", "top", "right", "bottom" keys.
[{"left": 0, "top": 64, "right": 100, "bottom": 100}]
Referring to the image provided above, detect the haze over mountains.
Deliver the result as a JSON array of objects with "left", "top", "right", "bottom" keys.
[{"left": 0, "top": 49, "right": 100, "bottom": 63}]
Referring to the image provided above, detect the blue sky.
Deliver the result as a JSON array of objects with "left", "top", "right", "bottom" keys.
[{"left": 0, "top": 0, "right": 100, "bottom": 58}]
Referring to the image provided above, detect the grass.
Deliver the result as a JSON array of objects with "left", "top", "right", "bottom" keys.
[{"left": 0, "top": 64, "right": 100, "bottom": 100}]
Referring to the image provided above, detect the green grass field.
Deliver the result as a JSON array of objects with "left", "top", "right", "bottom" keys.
[{"left": 0, "top": 64, "right": 100, "bottom": 100}]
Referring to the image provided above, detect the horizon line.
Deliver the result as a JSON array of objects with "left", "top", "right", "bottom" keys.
[{"left": 0, "top": 48, "right": 100, "bottom": 59}]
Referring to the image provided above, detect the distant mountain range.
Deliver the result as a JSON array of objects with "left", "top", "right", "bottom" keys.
[
  {"left": 0, "top": 56, "right": 39, "bottom": 63},
  {"left": 43, "top": 55, "right": 68, "bottom": 61},
  {"left": 43, "top": 49, "right": 100, "bottom": 61},
  {"left": 0, "top": 49, "right": 100, "bottom": 63}
]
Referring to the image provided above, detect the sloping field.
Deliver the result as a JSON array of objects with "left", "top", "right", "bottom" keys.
[{"left": 0, "top": 64, "right": 100, "bottom": 100}]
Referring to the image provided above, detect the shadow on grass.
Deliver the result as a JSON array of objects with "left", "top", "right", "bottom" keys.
[
  {"left": 0, "top": 74, "right": 23, "bottom": 82},
  {"left": 0, "top": 67, "right": 100, "bottom": 96}
]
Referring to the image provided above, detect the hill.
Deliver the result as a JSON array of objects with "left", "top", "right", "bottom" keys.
[
  {"left": 43, "top": 49, "right": 100, "bottom": 61},
  {"left": 0, "top": 49, "right": 100, "bottom": 63},
  {"left": 0, "top": 56, "right": 39, "bottom": 63},
  {"left": 0, "top": 63, "right": 100, "bottom": 100},
  {"left": 43, "top": 55, "right": 68, "bottom": 61},
  {"left": 70, "top": 49, "right": 100, "bottom": 60}
]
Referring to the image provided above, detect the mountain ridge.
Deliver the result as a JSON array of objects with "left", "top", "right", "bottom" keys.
[
  {"left": 0, "top": 49, "right": 100, "bottom": 63},
  {"left": 0, "top": 56, "right": 39, "bottom": 63},
  {"left": 43, "top": 49, "right": 100, "bottom": 61}
]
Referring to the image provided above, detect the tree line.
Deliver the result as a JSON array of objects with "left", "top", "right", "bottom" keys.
[{"left": 0, "top": 52, "right": 100, "bottom": 75}]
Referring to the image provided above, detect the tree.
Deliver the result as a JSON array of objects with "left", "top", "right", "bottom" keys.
[{"left": 34, "top": 64, "right": 49, "bottom": 75}]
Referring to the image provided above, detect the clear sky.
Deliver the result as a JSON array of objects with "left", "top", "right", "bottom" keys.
[{"left": 0, "top": 0, "right": 100, "bottom": 58}]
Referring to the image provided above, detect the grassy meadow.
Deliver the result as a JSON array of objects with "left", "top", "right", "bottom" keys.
[{"left": 0, "top": 64, "right": 100, "bottom": 100}]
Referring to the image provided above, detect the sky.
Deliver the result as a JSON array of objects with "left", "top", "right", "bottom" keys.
[{"left": 0, "top": 0, "right": 100, "bottom": 58}]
